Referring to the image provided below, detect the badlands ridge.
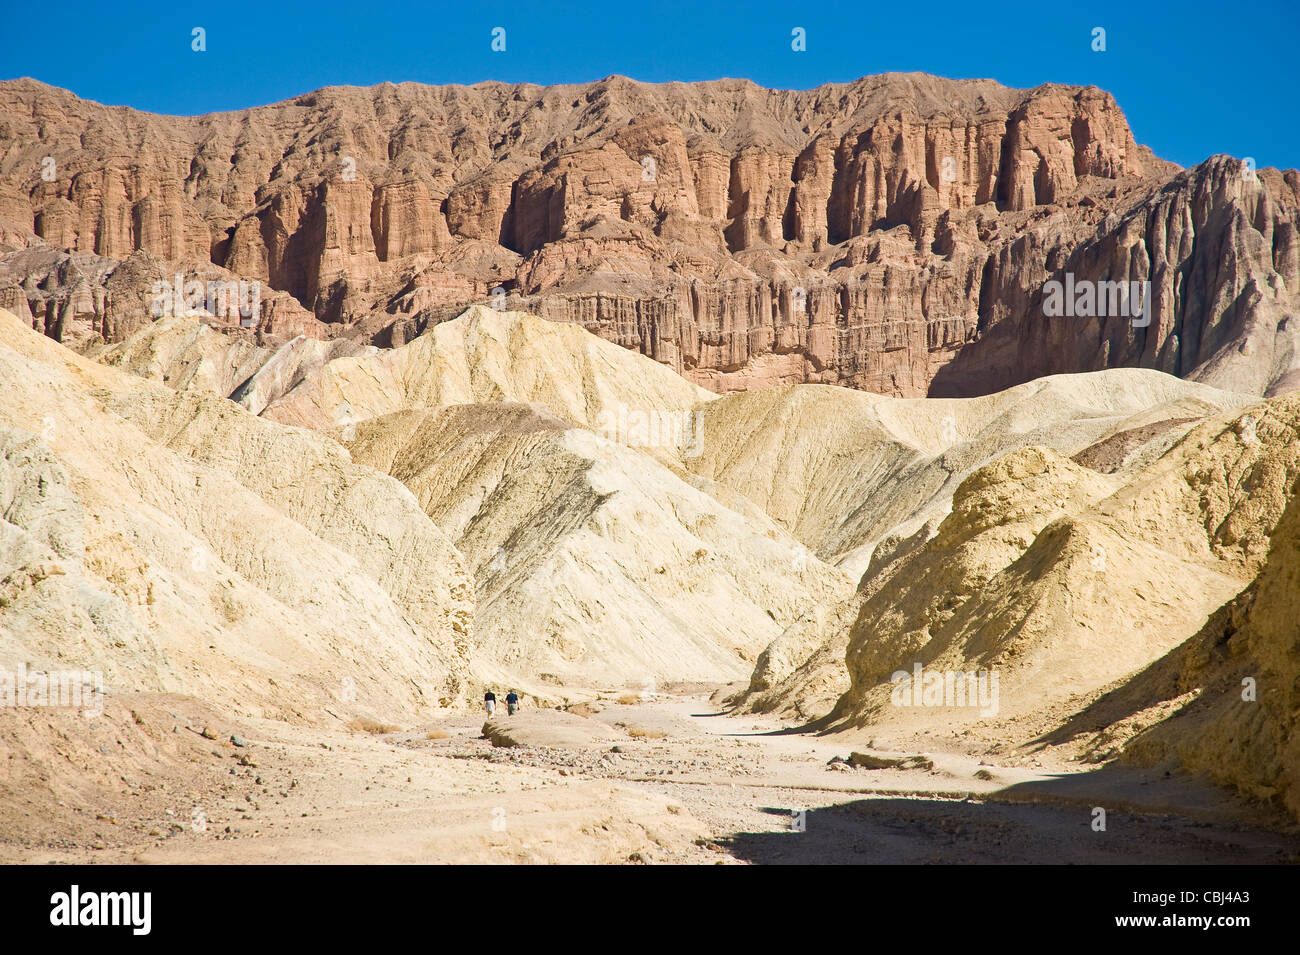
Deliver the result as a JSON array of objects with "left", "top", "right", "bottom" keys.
[{"left": 1, "top": 301, "right": 1298, "bottom": 861}]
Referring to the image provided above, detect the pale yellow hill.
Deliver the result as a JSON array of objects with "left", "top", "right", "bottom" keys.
[
  {"left": 95, "top": 315, "right": 372, "bottom": 415},
  {"left": 77, "top": 306, "right": 1281, "bottom": 738},
  {"left": 94, "top": 314, "right": 272, "bottom": 398},
  {"left": 681, "top": 370, "right": 1253, "bottom": 578},
  {"left": 261, "top": 305, "right": 716, "bottom": 432},
  {"left": 828, "top": 393, "right": 1300, "bottom": 738},
  {"left": 0, "top": 307, "right": 473, "bottom": 723},
  {"left": 344, "top": 402, "right": 853, "bottom": 696},
  {"left": 1113, "top": 482, "right": 1300, "bottom": 820}
]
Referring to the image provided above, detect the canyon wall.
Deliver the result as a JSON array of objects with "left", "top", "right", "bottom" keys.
[{"left": 0, "top": 73, "right": 1295, "bottom": 397}]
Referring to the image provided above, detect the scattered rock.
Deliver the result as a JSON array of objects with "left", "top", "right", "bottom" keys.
[
  {"left": 848, "top": 752, "right": 935, "bottom": 771},
  {"left": 483, "top": 711, "right": 623, "bottom": 749}
]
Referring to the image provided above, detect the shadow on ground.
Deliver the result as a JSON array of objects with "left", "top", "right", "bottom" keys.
[{"left": 719, "top": 766, "right": 1300, "bottom": 865}]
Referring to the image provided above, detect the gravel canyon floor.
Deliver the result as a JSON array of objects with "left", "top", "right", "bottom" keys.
[{"left": 5, "top": 689, "right": 1298, "bottom": 865}]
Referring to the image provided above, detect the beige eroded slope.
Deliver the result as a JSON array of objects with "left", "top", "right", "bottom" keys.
[
  {"left": 1113, "top": 483, "right": 1300, "bottom": 820},
  {"left": 95, "top": 315, "right": 373, "bottom": 415},
  {"left": 0, "top": 307, "right": 473, "bottom": 722},
  {"left": 704, "top": 370, "right": 1257, "bottom": 717},
  {"left": 1028, "top": 470, "right": 1300, "bottom": 823},
  {"left": 680, "top": 370, "right": 1254, "bottom": 578},
  {"left": 93, "top": 315, "right": 271, "bottom": 398},
  {"left": 92, "top": 309, "right": 1263, "bottom": 724},
  {"left": 828, "top": 394, "right": 1300, "bottom": 738},
  {"left": 101, "top": 314, "right": 1248, "bottom": 579},
  {"left": 344, "top": 402, "right": 853, "bottom": 696},
  {"left": 261, "top": 305, "right": 716, "bottom": 432},
  {"left": 93, "top": 307, "right": 855, "bottom": 698}
]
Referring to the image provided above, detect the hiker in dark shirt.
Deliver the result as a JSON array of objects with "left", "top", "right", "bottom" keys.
[
  {"left": 484, "top": 690, "right": 497, "bottom": 717},
  {"left": 505, "top": 691, "right": 520, "bottom": 716}
]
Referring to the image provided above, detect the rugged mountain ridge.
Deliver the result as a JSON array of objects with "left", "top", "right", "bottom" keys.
[{"left": 2, "top": 73, "right": 1295, "bottom": 398}]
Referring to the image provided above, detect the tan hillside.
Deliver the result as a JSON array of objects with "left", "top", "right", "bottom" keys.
[
  {"left": 343, "top": 401, "right": 853, "bottom": 696},
  {"left": 827, "top": 393, "right": 1300, "bottom": 738},
  {"left": 89, "top": 306, "right": 856, "bottom": 698},
  {"left": 736, "top": 592, "right": 865, "bottom": 721},
  {"left": 93, "top": 314, "right": 272, "bottom": 398},
  {"left": 681, "top": 369, "right": 1253, "bottom": 577},
  {"left": 0, "top": 306, "right": 473, "bottom": 722},
  {"left": 89, "top": 306, "right": 1267, "bottom": 726},
  {"left": 95, "top": 314, "right": 373, "bottom": 415},
  {"left": 261, "top": 304, "right": 716, "bottom": 432},
  {"left": 1030, "top": 472, "right": 1300, "bottom": 822},
  {"left": 1119, "top": 482, "right": 1300, "bottom": 819}
]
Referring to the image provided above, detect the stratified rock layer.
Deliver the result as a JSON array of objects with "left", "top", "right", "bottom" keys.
[{"left": 2, "top": 74, "right": 1295, "bottom": 397}]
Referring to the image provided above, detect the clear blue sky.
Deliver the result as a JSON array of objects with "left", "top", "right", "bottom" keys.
[{"left": 4, "top": 0, "right": 1297, "bottom": 170}]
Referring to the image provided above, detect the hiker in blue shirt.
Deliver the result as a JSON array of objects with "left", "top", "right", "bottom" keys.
[{"left": 505, "top": 690, "right": 520, "bottom": 716}]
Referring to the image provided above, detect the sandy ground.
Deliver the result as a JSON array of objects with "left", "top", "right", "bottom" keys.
[{"left": 4, "top": 688, "right": 1298, "bottom": 865}]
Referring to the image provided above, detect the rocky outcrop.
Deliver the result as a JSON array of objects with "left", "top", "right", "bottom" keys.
[
  {"left": 931, "top": 158, "right": 1300, "bottom": 398},
  {"left": 0, "top": 73, "right": 1294, "bottom": 397},
  {"left": 0, "top": 243, "right": 323, "bottom": 350},
  {"left": 481, "top": 711, "right": 623, "bottom": 748}
]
